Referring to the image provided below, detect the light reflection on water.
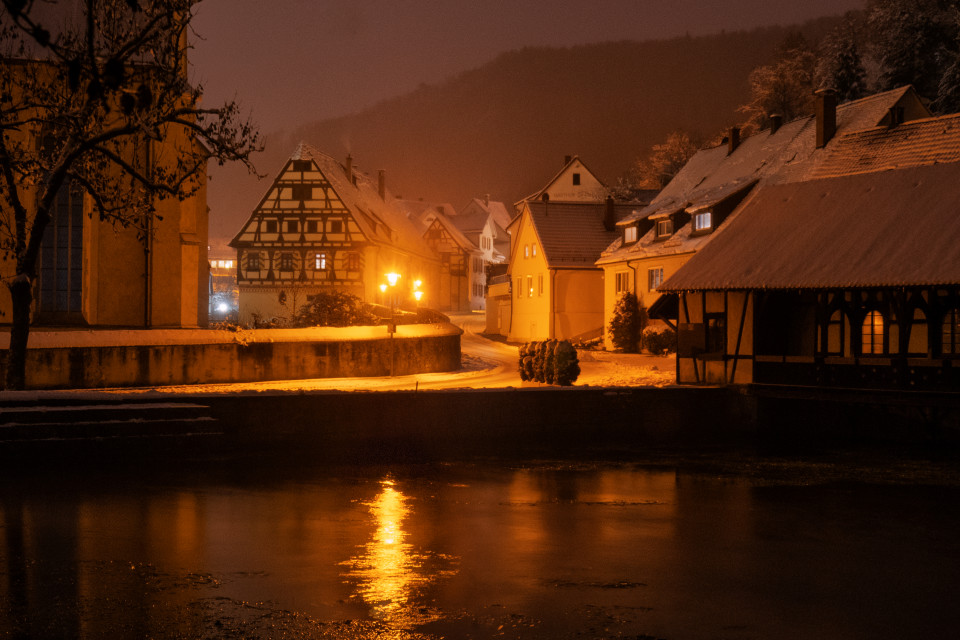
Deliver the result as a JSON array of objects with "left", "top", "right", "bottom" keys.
[{"left": 340, "top": 478, "right": 458, "bottom": 629}]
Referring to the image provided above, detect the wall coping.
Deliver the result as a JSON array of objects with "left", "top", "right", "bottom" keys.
[{"left": 0, "top": 323, "right": 463, "bottom": 350}]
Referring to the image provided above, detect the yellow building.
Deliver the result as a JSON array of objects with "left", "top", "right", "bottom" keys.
[
  {"left": 507, "top": 198, "right": 635, "bottom": 342},
  {"left": 231, "top": 144, "right": 440, "bottom": 324},
  {"left": 0, "top": 107, "right": 209, "bottom": 329}
]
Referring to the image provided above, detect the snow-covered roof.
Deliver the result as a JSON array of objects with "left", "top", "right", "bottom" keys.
[{"left": 524, "top": 200, "right": 635, "bottom": 269}]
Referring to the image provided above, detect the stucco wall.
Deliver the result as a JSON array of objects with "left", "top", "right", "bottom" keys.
[{"left": 0, "top": 325, "right": 462, "bottom": 390}]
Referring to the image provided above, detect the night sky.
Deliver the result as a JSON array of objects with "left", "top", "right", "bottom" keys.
[{"left": 190, "top": 0, "right": 866, "bottom": 135}]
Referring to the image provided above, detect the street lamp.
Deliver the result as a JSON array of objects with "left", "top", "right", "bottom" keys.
[{"left": 383, "top": 272, "right": 402, "bottom": 376}]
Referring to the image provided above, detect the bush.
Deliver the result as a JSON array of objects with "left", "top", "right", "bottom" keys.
[
  {"left": 643, "top": 326, "right": 677, "bottom": 356},
  {"left": 518, "top": 339, "right": 580, "bottom": 385},
  {"left": 294, "top": 291, "right": 378, "bottom": 327},
  {"left": 608, "top": 292, "right": 648, "bottom": 352}
]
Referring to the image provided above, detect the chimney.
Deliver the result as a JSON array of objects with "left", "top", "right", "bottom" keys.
[
  {"left": 345, "top": 154, "right": 353, "bottom": 182},
  {"left": 378, "top": 169, "right": 385, "bottom": 200},
  {"left": 727, "top": 126, "right": 740, "bottom": 155},
  {"left": 815, "top": 88, "right": 837, "bottom": 148},
  {"left": 564, "top": 155, "right": 572, "bottom": 165},
  {"left": 484, "top": 193, "right": 490, "bottom": 206},
  {"left": 769, "top": 114, "right": 783, "bottom": 134},
  {"left": 603, "top": 195, "right": 616, "bottom": 232}
]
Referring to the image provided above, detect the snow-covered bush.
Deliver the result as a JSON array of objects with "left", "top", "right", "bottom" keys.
[
  {"left": 518, "top": 340, "right": 580, "bottom": 385},
  {"left": 608, "top": 292, "right": 647, "bottom": 353},
  {"left": 295, "top": 291, "right": 378, "bottom": 327},
  {"left": 643, "top": 327, "right": 677, "bottom": 356}
]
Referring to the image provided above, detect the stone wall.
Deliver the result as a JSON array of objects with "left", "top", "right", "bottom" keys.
[{"left": 0, "top": 325, "right": 462, "bottom": 390}]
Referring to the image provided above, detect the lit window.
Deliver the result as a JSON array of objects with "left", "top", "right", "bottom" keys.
[
  {"left": 532, "top": 243, "right": 537, "bottom": 257},
  {"left": 648, "top": 267, "right": 664, "bottom": 291},
  {"left": 656, "top": 219, "right": 673, "bottom": 238},
  {"left": 225, "top": 260, "right": 233, "bottom": 269},
  {"left": 624, "top": 226, "right": 637, "bottom": 243},
  {"left": 527, "top": 275, "right": 534, "bottom": 297},
  {"left": 524, "top": 244, "right": 530, "bottom": 258},
  {"left": 615, "top": 272, "right": 630, "bottom": 293},
  {"left": 694, "top": 211, "right": 713, "bottom": 232},
  {"left": 862, "top": 310, "right": 885, "bottom": 355},
  {"left": 315, "top": 253, "right": 327, "bottom": 270},
  {"left": 943, "top": 308, "right": 960, "bottom": 354}
]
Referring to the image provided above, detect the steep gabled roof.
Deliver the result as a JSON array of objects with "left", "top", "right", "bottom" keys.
[
  {"left": 516, "top": 155, "right": 608, "bottom": 205},
  {"left": 525, "top": 201, "right": 636, "bottom": 269},
  {"left": 598, "top": 86, "right": 929, "bottom": 266},
  {"left": 658, "top": 162, "right": 960, "bottom": 291}
]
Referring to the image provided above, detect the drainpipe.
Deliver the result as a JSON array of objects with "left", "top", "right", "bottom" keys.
[
  {"left": 143, "top": 140, "right": 154, "bottom": 327},
  {"left": 550, "top": 269, "right": 557, "bottom": 339}
]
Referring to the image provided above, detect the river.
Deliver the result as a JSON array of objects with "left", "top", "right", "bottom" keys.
[{"left": 1, "top": 455, "right": 958, "bottom": 639}]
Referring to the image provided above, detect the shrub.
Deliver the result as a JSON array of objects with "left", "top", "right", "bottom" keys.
[
  {"left": 608, "top": 292, "right": 648, "bottom": 352},
  {"left": 294, "top": 291, "right": 378, "bottom": 327},
  {"left": 643, "top": 326, "right": 677, "bottom": 356},
  {"left": 518, "top": 339, "right": 580, "bottom": 385}
]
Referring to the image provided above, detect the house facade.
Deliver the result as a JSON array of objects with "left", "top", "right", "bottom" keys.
[
  {"left": 598, "top": 86, "right": 930, "bottom": 350},
  {"left": 230, "top": 144, "right": 439, "bottom": 324},
  {"left": 514, "top": 155, "right": 608, "bottom": 209},
  {"left": 0, "top": 106, "right": 209, "bottom": 329},
  {"left": 507, "top": 197, "right": 634, "bottom": 342},
  {"left": 657, "top": 112, "right": 960, "bottom": 389}
]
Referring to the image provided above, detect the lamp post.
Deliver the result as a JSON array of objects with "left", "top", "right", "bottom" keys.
[{"left": 383, "top": 272, "right": 401, "bottom": 375}]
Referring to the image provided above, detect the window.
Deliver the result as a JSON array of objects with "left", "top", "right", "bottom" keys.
[
  {"left": 290, "top": 185, "right": 312, "bottom": 201},
  {"left": 943, "top": 308, "right": 960, "bottom": 354},
  {"left": 346, "top": 253, "right": 360, "bottom": 270},
  {"left": 524, "top": 244, "right": 530, "bottom": 258},
  {"left": 572, "top": 172, "right": 581, "bottom": 185},
  {"left": 532, "top": 243, "right": 537, "bottom": 257},
  {"left": 306, "top": 220, "right": 318, "bottom": 233},
  {"left": 648, "top": 267, "right": 664, "bottom": 291},
  {"left": 624, "top": 226, "right": 637, "bottom": 243},
  {"left": 861, "top": 310, "right": 885, "bottom": 355},
  {"left": 706, "top": 313, "right": 726, "bottom": 353},
  {"left": 656, "top": 219, "right": 673, "bottom": 238},
  {"left": 39, "top": 180, "right": 83, "bottom": 314},
  {"left": 516, "top": 278, "right": 522, "bottom": 299},
  {"left": 279, "top": 253, "right": 294, "bottom": 271},
  {"left": 538, "top": 274, "right": 544, "bottom": 296},
  {"left": 527, "top": 275, "right": 534, "bottom": 298},
  {"left": 615, "top": 272, "right": 630, "bottom": 294},
  {"left": 693, "top": 211, "right": 713, "bottom": 232},
  {"left": 314, "top": 253, "right": 327, "bottom": 270},
  {"left": 329, "top": 220, "right": 343, "bottom": 234},
  {"left": 292, "top": 160, "right": 311, "bottom": 172},
  {"left": 286, "top": 220, "right": 299, "bottom": 234},
  {"left": 247, "top": 253, "right": 261, "bottom": 271},
  {"left": 265, "top": 220, "right": 278, "bottom": 234}
]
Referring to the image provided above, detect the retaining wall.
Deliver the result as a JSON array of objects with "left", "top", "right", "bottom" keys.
[{"left": 0, "top": 324, "right": 462, "bottom": 390}]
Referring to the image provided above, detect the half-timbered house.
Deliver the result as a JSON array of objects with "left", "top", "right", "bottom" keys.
[
  {"left": 599, "top": 86, "right": 930, "bottom": 350},
  {"left": 230, "top": 144, "right": 439, "bottom": 324},
  {"left": 657, "top": 111, "right": 960, "bottom": 390}
]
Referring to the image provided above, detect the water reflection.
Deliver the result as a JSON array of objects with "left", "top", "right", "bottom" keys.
[{"left": 341, "top": 478, "right": 457, "bottom": 629}]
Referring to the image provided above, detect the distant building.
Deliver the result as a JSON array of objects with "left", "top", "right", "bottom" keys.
[
  {"left": 657, "top": 102, "right": 960, "bottom": 389},
  {"left": 230, "top": 144, "right": 439, "bottom": 325},
  {"left": 514, "top": 155, "right": 609, "bottom": 210},
  {"left": 208, "top": 238, "right": 238, "bottom": 324}
]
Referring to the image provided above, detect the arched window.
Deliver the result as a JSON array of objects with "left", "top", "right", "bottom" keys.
[
  {"left": 943, "top": 308, "right": 960, "bottom": 355},
  {"left": 861, "top": 310, "right": 885, "bottom": 355}
]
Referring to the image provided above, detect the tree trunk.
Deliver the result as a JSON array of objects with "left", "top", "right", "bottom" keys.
[{"left": 4, "top": 275, "right": 33, "bottom": 390}]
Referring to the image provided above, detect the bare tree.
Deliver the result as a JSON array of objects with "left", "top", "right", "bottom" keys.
[
  {"left": 738, "top": 35, "right": 818, "bottom": 133},
  {"left": 0, "top": 0, "right": 261, "bottom": 389},
  {"left": 633, "top": 130, "right": 700, "bottom": 190}
]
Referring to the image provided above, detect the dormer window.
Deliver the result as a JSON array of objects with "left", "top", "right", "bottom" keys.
[
  {"left": 693, "top": 211, "right": 713, "bottom": 232},
  {"left": 624, "top": 225, "right": 638, "bottom": 244},
  {"left": 655, "top": 219, "right": 673, "bottom": 239}
]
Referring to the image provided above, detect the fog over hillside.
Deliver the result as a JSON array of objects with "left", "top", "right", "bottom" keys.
[{"left": 210, "top": 17, "right": 842, "bottom": 239}]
